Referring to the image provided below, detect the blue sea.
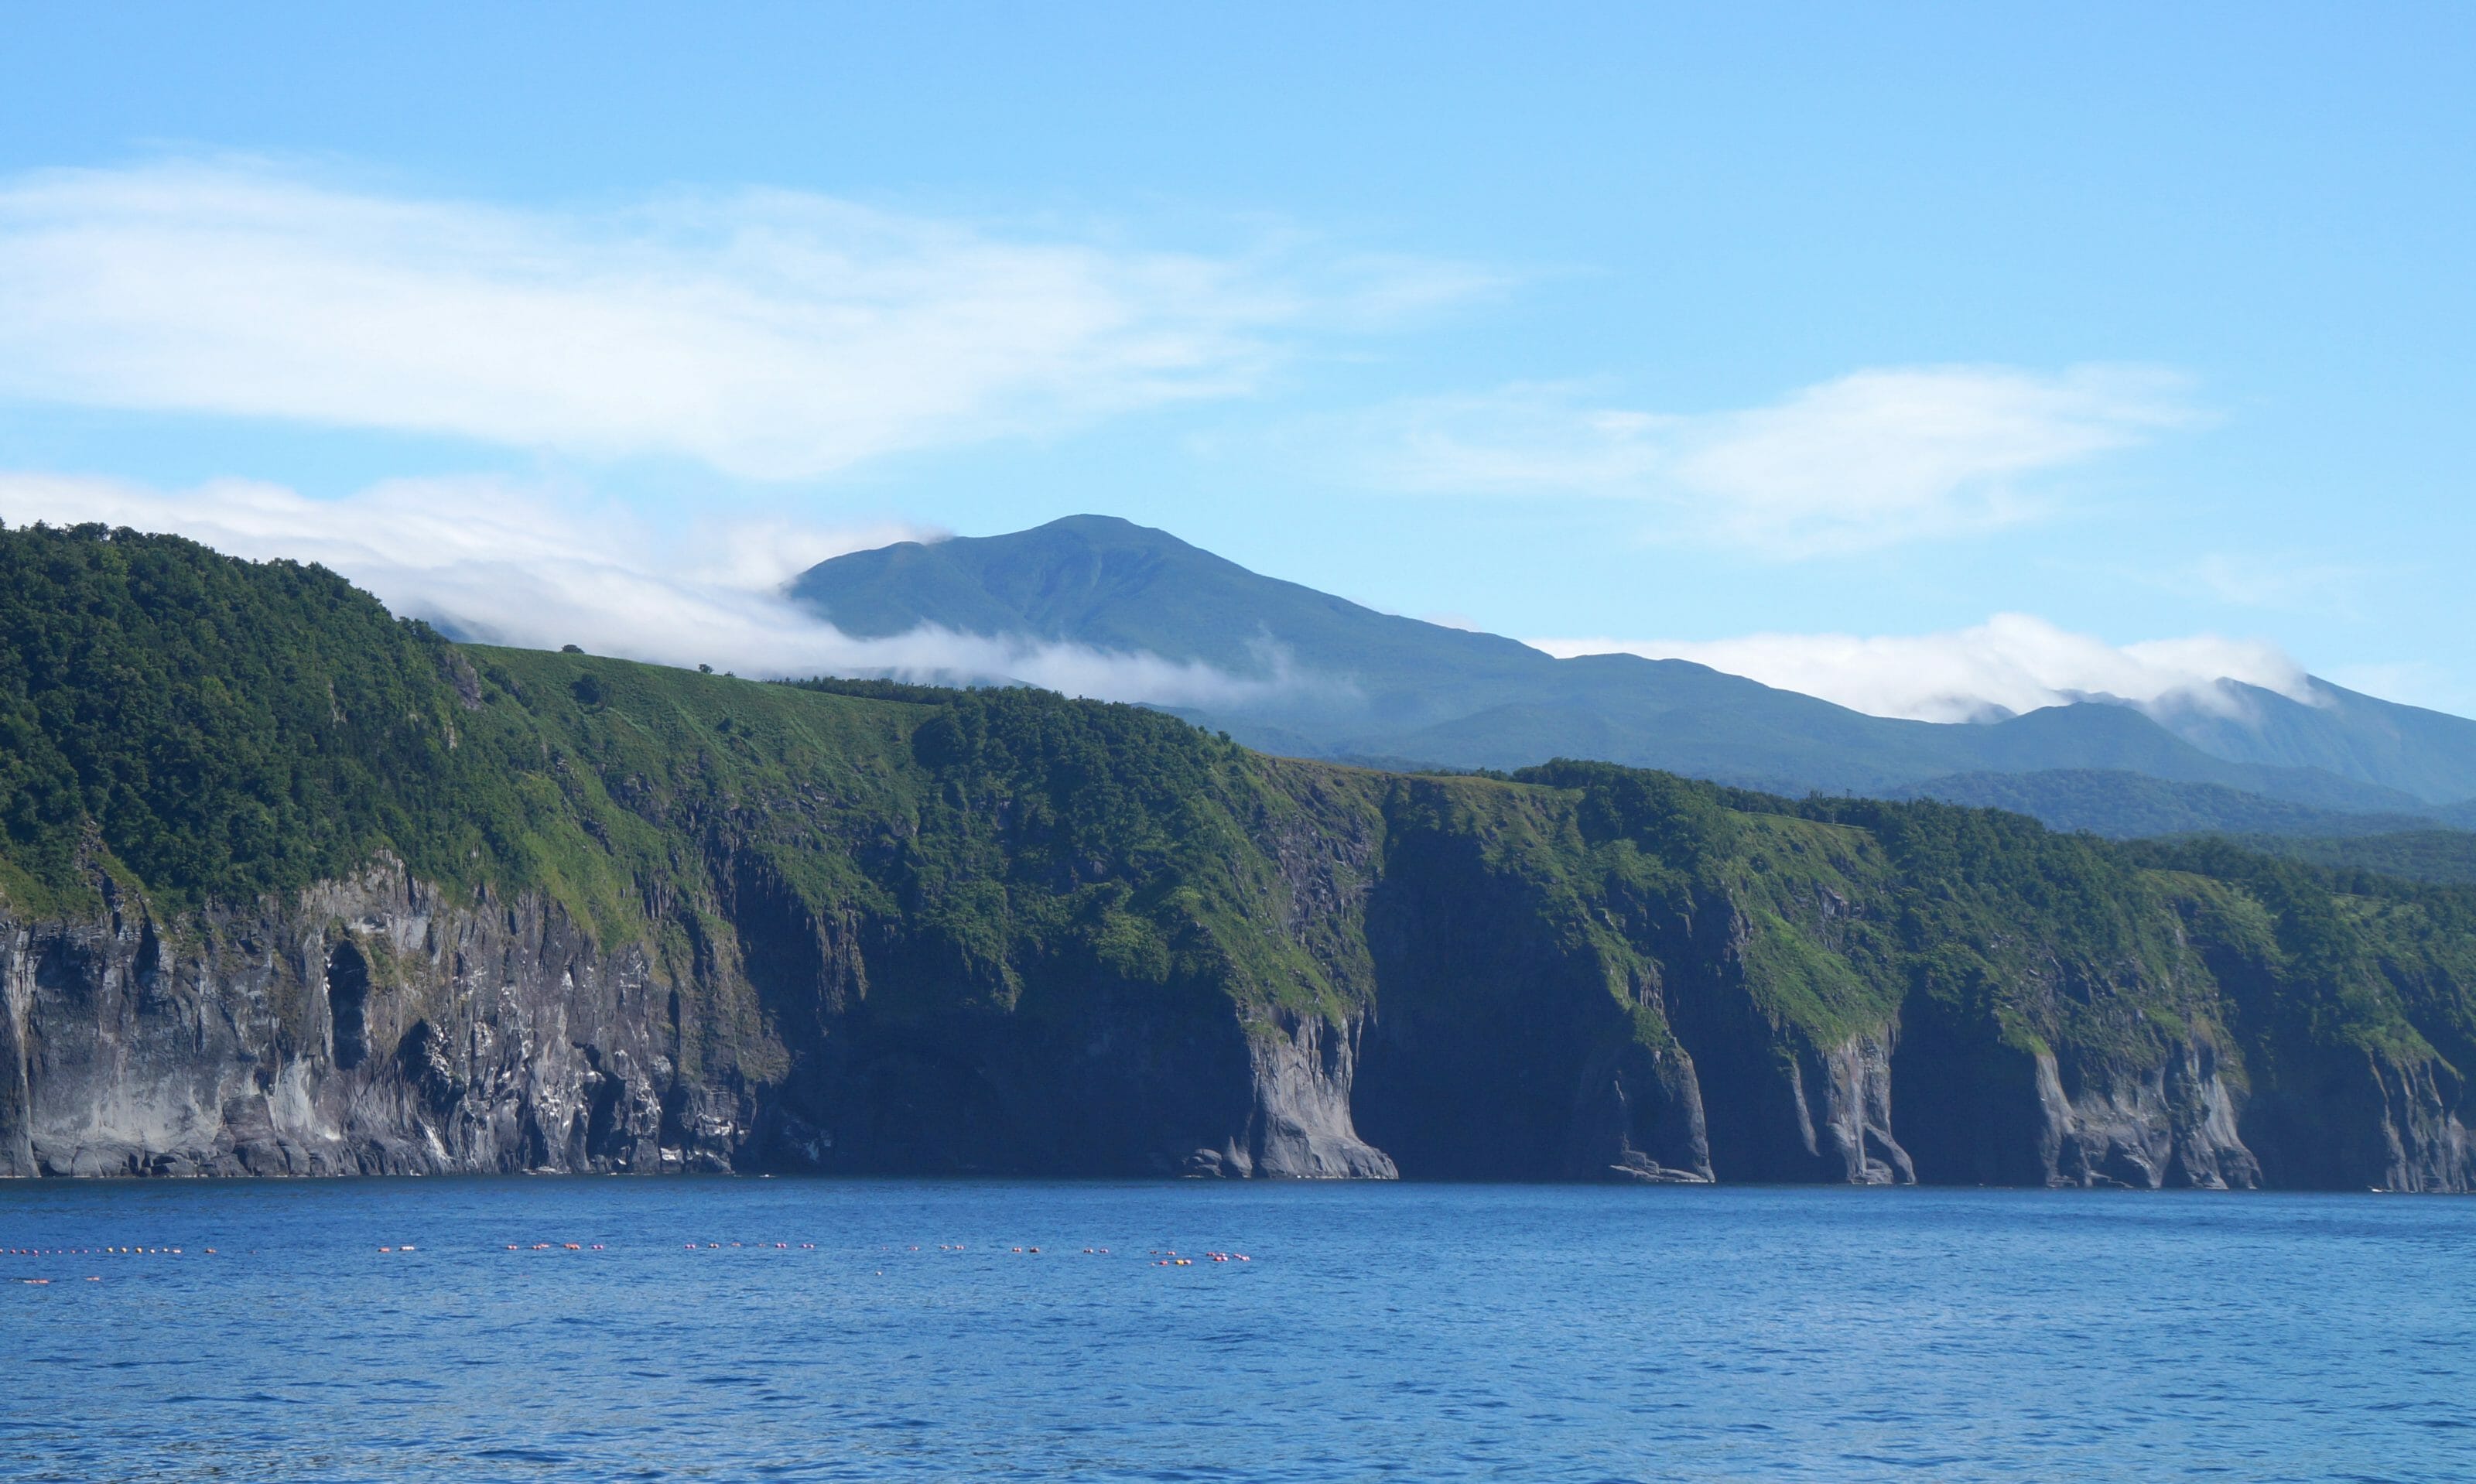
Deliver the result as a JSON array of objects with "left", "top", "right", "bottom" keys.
[{"left": 2, "top": 1180, "right": 2471, "bottom": 1482}]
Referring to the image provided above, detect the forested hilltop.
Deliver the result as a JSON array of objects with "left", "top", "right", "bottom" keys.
[{"left": 4, "top": 521, "right": 2474, "bottom": 1190}]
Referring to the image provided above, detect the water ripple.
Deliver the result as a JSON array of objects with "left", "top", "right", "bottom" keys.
[{"left": 3, "top": 1180, "right": 2473, "bottom": 1481}]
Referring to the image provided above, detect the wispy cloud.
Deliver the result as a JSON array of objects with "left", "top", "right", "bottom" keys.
[
  {"left": 0, "top": 159, "right": 1482, "bottom": 479},
  {"left": 1530, "top": 614, "right": 2310, "bottom": 723},
  {"left": 0, "top": 473, "right": 1326, "bottom": 709},
  {"left": 1350, "top": 365, "right": 2196, "bottom": 554}
]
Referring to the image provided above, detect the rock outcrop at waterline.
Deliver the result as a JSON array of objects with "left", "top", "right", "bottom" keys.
[
  {"left": 3, "top": 523, "right": 2474, "bottom": 1190},
  {"left": 6, "top": 808, "right": 2471, "bottom": 1190},
  {"left": 0, "top": 859, "right": 1391, "bottom": 1181}
]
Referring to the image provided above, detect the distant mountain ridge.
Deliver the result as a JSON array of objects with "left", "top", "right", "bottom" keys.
[
  {"left": 1893, "top": 769, "right": 2476, "bottom": 840},
  {"left": 790, "top": 515, "right": 2476, "bottom": 829}
]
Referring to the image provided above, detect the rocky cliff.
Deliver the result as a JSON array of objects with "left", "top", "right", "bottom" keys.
[{"left": 5, "top": 523, "right": 2475, "bottom": 1189}]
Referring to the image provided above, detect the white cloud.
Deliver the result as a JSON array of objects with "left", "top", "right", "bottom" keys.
[
  {"left": 0, "top": 159, "right": 1474, "bottom": 479},
  {"left": 1530, "top": 614, "right": 2313, "bottom": 723},
  {"left": 0, "top": 473, "right": 1325, "bottom": 710},
  {"left": 1359, "top": 365, "right": 2195, "bottom": 554}
]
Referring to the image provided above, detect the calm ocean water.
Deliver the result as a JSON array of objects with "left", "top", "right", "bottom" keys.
[{"left": 2, "top": 1179, "right": 2470, "bottom": 1482}]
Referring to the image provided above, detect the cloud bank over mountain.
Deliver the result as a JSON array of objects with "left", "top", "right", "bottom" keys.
[
  {"left": 0, "top": 474, "right": 1315, "bottom": 710},
  {"left": 1530, "top": 614, "right": 2314, "bottom": 723},
  {"left": 3, "top": 472, "right": 2340, "bottom": 726}
]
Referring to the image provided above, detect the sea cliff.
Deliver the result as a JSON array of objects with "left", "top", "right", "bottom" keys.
[{"left": 4, "top": 523, "right": 2474, "bottom": 1188}]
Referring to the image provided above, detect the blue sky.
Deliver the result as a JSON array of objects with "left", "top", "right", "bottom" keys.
[{"left": 2, "top": 3, "right": 2471, "bottom": 716}]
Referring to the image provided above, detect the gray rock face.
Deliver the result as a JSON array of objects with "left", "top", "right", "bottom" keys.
[
  {"left": 1349, "top": 788, "right": 1717, "bottom": 1182},
  {"left": 2242, "top": 1041, "right": 2476, "bottom": 1193},
  {"left": 1216, "top": 1013, "right": 1397, "bottom": 1178},
  {"left": 2027, "top": 1041, "right": 2261, "bottom": 1190},
  {"left": 1790, "top": 1035, "right": 1913, "bottom": 1185},
  {"left": 0, "top": 857, "right": 1402, "bottom": 1182},
  {"left": 0, "top": 865, "right": 716, "bottom": 1178},
  {"left": 1647, "top": 888, "right": 1908, "bottom": 1186},
  {"left": 2366, "top": 1055, "right": 2476, "bottom": 1192},
  {"left": 5, "top": 852, "right": 2472, "bottom": 1191}
]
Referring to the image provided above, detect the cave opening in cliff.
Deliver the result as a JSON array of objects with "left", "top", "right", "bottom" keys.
[{"left": 328, "top": 941, "right": 372, "bottom": 1072}]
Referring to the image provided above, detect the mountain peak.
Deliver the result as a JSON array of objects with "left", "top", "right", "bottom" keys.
[
  {"left": 791, "top": 515, "right": 1546, "bottom": 679},
  {"left": 785, "top": 515, "right": 2476, "bottom": 816},
  {"left": 1022, "top": 512, "right": 1188, "bottom": 545}
]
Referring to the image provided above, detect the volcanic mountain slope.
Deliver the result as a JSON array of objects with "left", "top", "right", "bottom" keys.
[
  {"left": 792, "top": 515, "right": 2476, "bottom": 824},
  {"left": 5, "top": 520, "right": 2476, "bottom": 1191}
]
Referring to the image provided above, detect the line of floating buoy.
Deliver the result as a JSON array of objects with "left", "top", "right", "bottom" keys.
[
  {"left": 0, "top": 1247, "right": 200, "bottom": 1255},
  {"left": 9, "top": 1240, "right": 1221, "bottom": 1260},
  {"left": 6, "top": 1246, "right": 194, "bottom": 1255}
]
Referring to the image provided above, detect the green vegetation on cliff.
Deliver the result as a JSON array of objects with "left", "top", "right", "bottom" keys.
[
  {"left": 6, "top": 521, "right": 2476, "bottom": 1188},
  {"left": 0, "top": 522, "right": 485, "bottom": 911}
]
